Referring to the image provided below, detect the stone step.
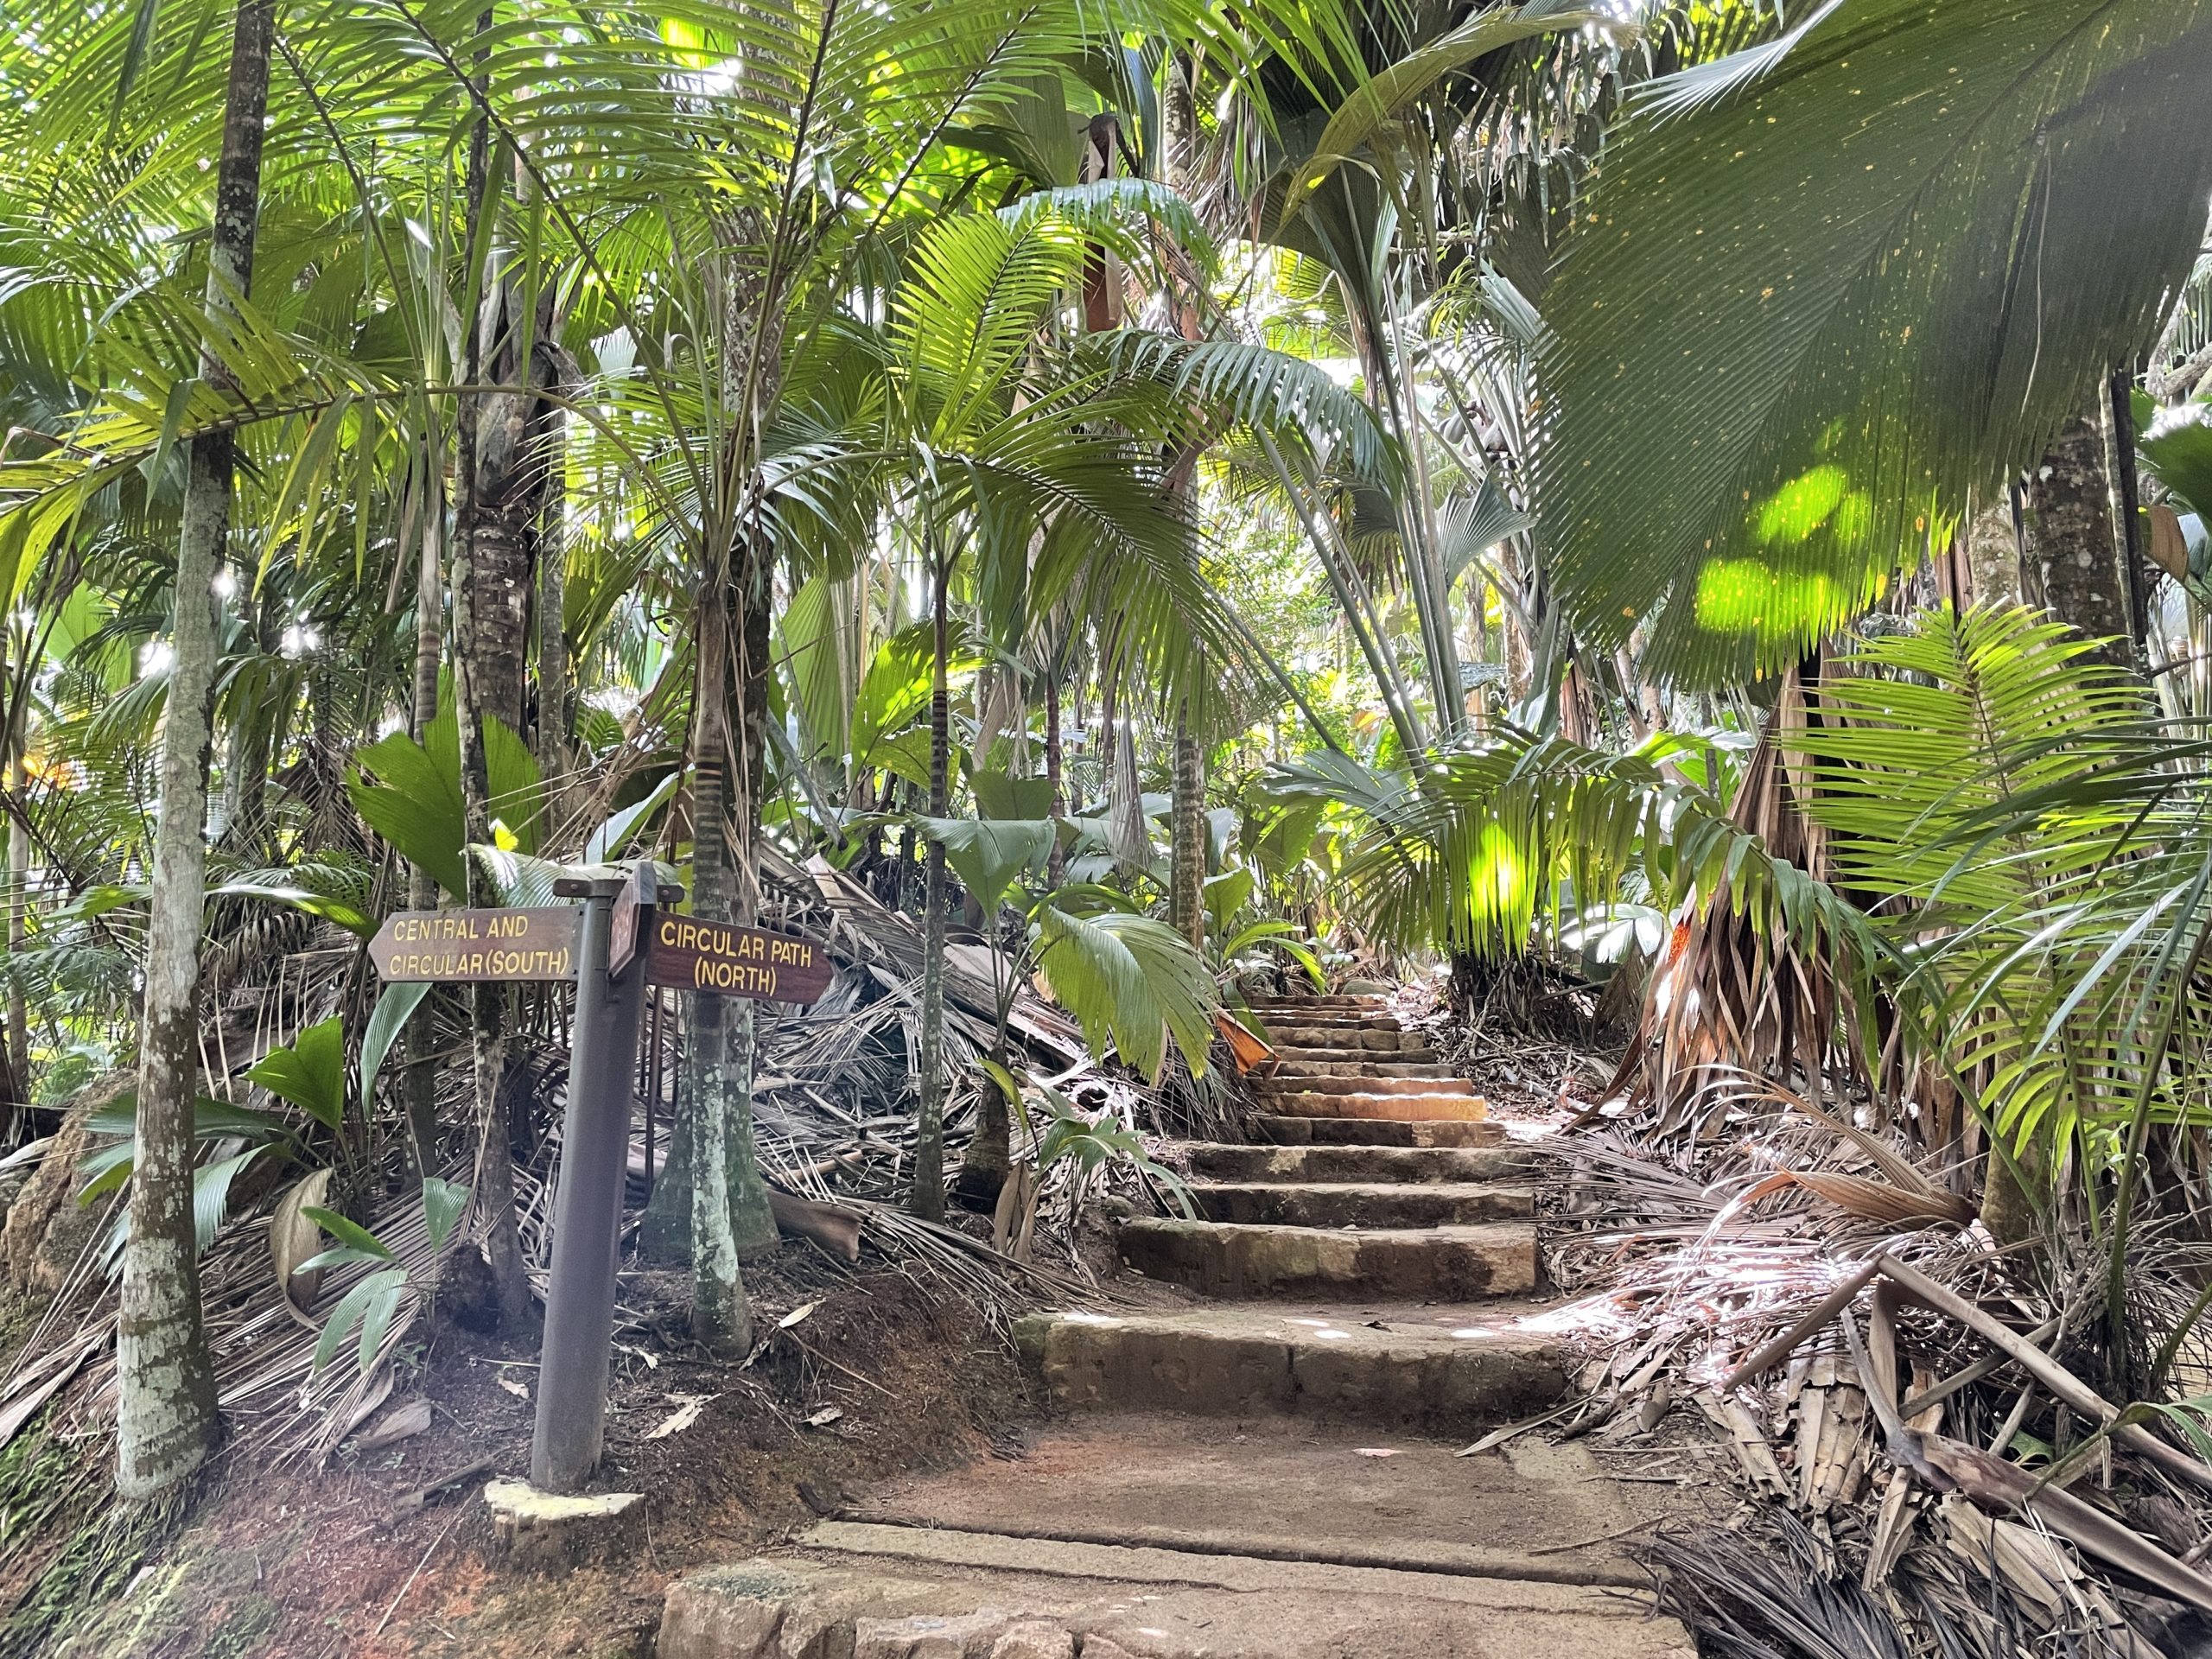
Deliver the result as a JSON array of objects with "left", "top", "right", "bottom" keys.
[
  {"left": 1254, "top": 1073, "right": 1479, "bottom": 1097},
  {"left": 1256, "top": 1116, "right": 1508, "bottom": 1148},
  {"left": 1268, "top": 1060, "right": 1459, "bottom": 1080},
  {"left": 1016, "top": 1303, "right": 1569, "bottom": 1429},
  {"left": 658, "top": 1520, "right": 1692, "bottom": 1656},
  {"left": 1121, "top": 1217, "right": 1537, "bottom": 1300},
  {"left": 1262, "top": 1027, "right": 1427, "bottom": 1052},
  {"left": 1190, "top": 1181, "right": 1534, "bottom": 1228},
  {"left": 1186, "top": 1142, "right": 1529, "bottom": 1183},
  {"left": 1264, "top": 1091, "right": 1491, "bottom": 1122},
  {"left": 1247, "top": 996, "right": 1390, "bottom": 1010},
  {"left": 1269, "top": 1044, "right": 1440, "bottom": 1065},
  {"left": 836, "top": 1417, "right": 1658, "bottom": 1592}
]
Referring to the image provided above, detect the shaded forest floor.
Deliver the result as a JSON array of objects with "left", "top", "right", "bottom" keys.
[{"left": 42, "top": 1257, "right": 1031, "bottom": 1659}]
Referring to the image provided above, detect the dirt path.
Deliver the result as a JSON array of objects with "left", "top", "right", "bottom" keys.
[{"left": 653, "top": 993, "right": 1694, "bottom": 1657}]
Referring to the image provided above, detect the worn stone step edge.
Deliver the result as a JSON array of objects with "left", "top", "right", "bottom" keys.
[
  {"left": 1266, "top": 1062, "right": 1459, "bottom": 1080},
  {"left": 1265, "top": 1035, "right": 1433, "bottom": 1057},
  {"left": 1190, "top": 1181, "right": 1535, "bottom": 1226},
  {"left": 1254, "top": 1074, "right": 1476, "bottom": 1096},
  {"left": 821, "top": 1513, "right": 1648, "bottom": 1591},
  {"left": 1254, "top": 1116, "right": 1508, "bottom": 1148},
  {"left": 1121, "top": 1217, "right": 1538, "bottom": 1299},
  {"left": 1016, "top": 1309, "right": 1568, "bottom": 1429},
  {"left": 1185, "top": 1141, "right": 1529, "bottom": 1181},
  {"left": 1274, "top": 1052, "right": 1442, "bottom": 1065},
  {"left": 1262, "top": 1093, "right": 1491, "bottom": 1122}
]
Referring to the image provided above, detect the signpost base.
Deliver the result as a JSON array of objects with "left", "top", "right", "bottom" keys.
[{"left": 530, "top": 868, "right": 655, "bottom": 1492}]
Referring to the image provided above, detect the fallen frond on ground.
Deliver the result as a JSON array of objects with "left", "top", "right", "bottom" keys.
[{"left": 1540, "top": 1089, "right": 2212, "bottom": 1659}]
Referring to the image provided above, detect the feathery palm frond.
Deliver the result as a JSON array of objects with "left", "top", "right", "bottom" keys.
[{"left": 1544, "top": 0, "right": 2212, "bottom": 685}]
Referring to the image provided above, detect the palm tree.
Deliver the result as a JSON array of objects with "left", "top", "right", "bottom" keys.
[{"left": 116, "top": 0, "right": 276, "bottom": 1501}]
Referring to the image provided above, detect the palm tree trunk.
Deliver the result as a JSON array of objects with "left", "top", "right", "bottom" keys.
[
  {"left": 118, "top": 0, "right": 276, "bottom": 1500},
  {"left": 2018, "top": 401, "right": 2143, "bottom": 671},
  {"left": 7, "top": 667, "right": 29, "bottom": 1122},
  {"left": 912, "top": 548, "right": 950, "bottom": 1222},
  {"left": 687, "top": 737, "right": 750, "bottom": 1352},
  {"left": 403, "top": 456, "right": 444, "bottom": 1187},
  {"left": 1169, "top": 707, "right": 1205, "bottom": 950},
  {"left": 450, "top": 60, "right": 531, "bottom": 1328},
  {"left": 1044, "top": 669, "right": 1065, "bottom": 885},
  {"left": 723, "top": 550, "right": 779, "bottom": 1256},
  {"left": 536, "top": 416, "right": 569, "bottom": 786}
]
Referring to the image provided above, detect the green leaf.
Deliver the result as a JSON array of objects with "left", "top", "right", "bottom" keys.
[
  {"left": 1033, "top": 906, "right": 1219, "bottom": 1082},
  {"left": 1285, "top": 3, "right": 1605, "bottom": 219},
  {"left": 193, "top": 1150, "right": 264, "bottom": 1255},
  {"left": 350, "top": 728, "right": 467, "bottom": 899},
  {"left": 247, "top": 1016, "right": 347, "bottom": 1132},
  {"left": 211, "top": 880, "right": 377, "bottom": 938},
  {"left": 83, "top": 1093, "right": 294, "bottom": 1143},
  {"left": 1543, "top": 0, "right": 2212, "bottom": 684},
  {"left": 300, "top": 1205, "right": 396, "bottom": 1262},
  {"left": 970, "top": 769, "right": 1057, "bottom": 822},
  {"left": 422, "top": 1177, "right": 469, "bottom": 1255},
  {"left": 361, "top": 982, "right": 430, "bottom": 1114},
  {"left": 483, "top": 713, "right": 543, "bottom": 856},
  {"left": 313, "top": 1268, "right": 407, "bottom": 1376},
  {"left": 585, "top": 769, "right": 682, "bottom": 864},
  {"left": 918, "top": 817, "right": 1055, "bottom": 913}
]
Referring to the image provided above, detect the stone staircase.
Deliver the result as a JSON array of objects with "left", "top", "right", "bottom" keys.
[
  {"left": 656, "top": 991, "right": 1692, "bottom": 1659},
  {"left": 1020, "top": 992, "right": 1560, "bottom": 1420}
]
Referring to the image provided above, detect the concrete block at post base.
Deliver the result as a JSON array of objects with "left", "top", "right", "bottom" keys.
[{"left": 485, "top": 1478, "right": 645, "bottom": 1571}]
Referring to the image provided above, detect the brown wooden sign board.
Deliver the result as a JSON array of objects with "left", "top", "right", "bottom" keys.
[
  {"left": 371, "top": 906, "right": 581, "bottom": 982},
  {"left": 645, "top": 917, "right": 832, "bottom": 1004}
]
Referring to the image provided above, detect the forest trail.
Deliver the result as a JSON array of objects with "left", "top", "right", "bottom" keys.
[{"left": 655, "top": 994, "right": 1694, "bottom": 1658}]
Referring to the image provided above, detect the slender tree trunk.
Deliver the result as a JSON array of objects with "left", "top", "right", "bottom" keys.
[
  {"left": 912, "top": 550, "right": 950, "bottom": 1222},
  {"left": 688, "top": 736, "right": 749, "bottom": 1352},
  {"left": 118, "top": 0, "right": 276, "bottom": 1500},
  {"left": 1044, "top": 670, "right": 1065, "bottom": 884},
  {"left": 450, "top": 43, "right": 531, "bottom": 1327},
  {"left": 535, "top": 416, "right": 569, "bottom": 786},
  {"left": 403, "top": 458, "right": 445, "bottom": 1187},
  {"left": 724, "top": 550, "right": 778, "bottom": 1256},
  {"left": 1169, "top": 707, "right": 1205, "bottom": 950},
  {"left": 7, "top": 670, "right": 29, "bottom": 1119}
]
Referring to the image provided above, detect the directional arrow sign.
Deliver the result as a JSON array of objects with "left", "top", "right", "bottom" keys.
[
  {"left": 371, "top": 907, "right": 582, "bottom": 982},
  {"left": 645, "top": 917, "right": 832, "bottom": 1004}
]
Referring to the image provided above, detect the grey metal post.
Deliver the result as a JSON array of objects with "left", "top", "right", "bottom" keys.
[{"left": 531, "top": 874, "right": 649, "bottom": 1491}]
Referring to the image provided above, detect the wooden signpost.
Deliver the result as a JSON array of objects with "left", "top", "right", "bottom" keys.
[
  {"left": 369, "top": 906, "right": 580, "bottom": 982},
  {"left": 645, "top": 917, "right": 833, "bottom": 1003},
  {"left": 368, "top": 866, "right": 833, "bottom": 1496}
]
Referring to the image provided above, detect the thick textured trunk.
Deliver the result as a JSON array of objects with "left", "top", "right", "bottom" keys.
[
  {"left": 118, "top": 0, "right": 276, "bottom": 1499},
  {"left": 912, "top": 556, "right": 950, "bottom": 1222},
  {"left": 2018, "top": 406, "right": 2141, "bottom": 670},
  {"left": 1169, "top": 710, "right": 1205, "bottom": 951},
  {"left": 462, "top": 508, "right": 531, "bottom": 735},
  {"left": 1965, "top": 493, "right": 2023, "bottom": 610},
  {"left": 450, "top": 87, "right": 531, "bottom": 1329}
]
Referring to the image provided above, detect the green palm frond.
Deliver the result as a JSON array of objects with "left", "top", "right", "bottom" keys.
[
  {"left": 1783, "top": 607, "right": 2171, "bottom": 1157},
  {"left": 1033, "top": 906, "right": 1219, "bottom": 1082},
  {"left": 1544, "top": 0, "right": 2212, "bottom": 685}
]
